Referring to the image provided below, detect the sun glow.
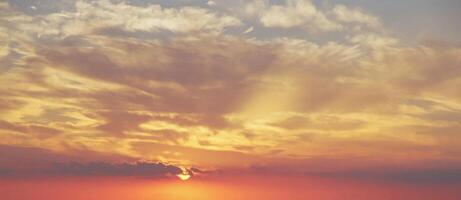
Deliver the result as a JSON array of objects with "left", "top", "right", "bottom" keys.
[{"left": 177, "top": 173, "right": 191, "bottom": 181}]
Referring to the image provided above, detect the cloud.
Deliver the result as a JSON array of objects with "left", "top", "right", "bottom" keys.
[
  {"left": 0, "top": 0, "right": 461, "bottom": 176},
  {"left": 307, "top": 168, "right": 461, "bottom": 184},
  {"left": 96, "top": 111, "right": 151, "bottom": 135},
  {"left": 0, "top": 145, "right": 190, "bottom": 178},
  {"left": 249, "top": 0, "right": 342, "bottom": 32},
  {"left": 332, "top": 5, "right": 381, "bottom": 29},
  {"left": 130, "top": 141, "right": 262, "bottom": 167},
  {"left": 2, "top": 32, "right": 461, "bottom": 165},
  {"left": 0, "top": 1, "right": 10, "bottom": 10},
  {"left": 0, "top": 144, "right": 134, "bottom": 170},
  {"left": 1, "top": 160, "right": 185, "bottom": 178},
  {"left": 349, "top": 33, "right": 398, "bottom": 48},
  {"left": 47, "top": 161, "right": 182, "bottom": 177},
  {"left": 36, "top": 36, "right": 275, "bottom": 115},
  {"left": 3, "top": 0, "right": 241, "bottom": 38},
  {"left": 241, "top": 0, "right": 382, "bottom": 33},
  {"left": 243, "top": 26, "right": 254, "bottom": 34},
  {"left": 0, "top": 120, "right": 62, "bottom": 139},
  {"left": 207, "top": 0, "right": 216, "bottom": 6},
  {"left": 271, "top": 115, "right": 364, "bottom": 131},
  {"left": 0, "top": 99, "right": 23, "bottom": 112}
]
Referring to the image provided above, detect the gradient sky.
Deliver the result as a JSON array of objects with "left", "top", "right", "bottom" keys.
[{"left": 1, "top": 0, "right": 461, "bottom": 199}]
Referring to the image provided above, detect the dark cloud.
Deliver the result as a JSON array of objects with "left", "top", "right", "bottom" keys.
[
  {"left": 0, "top": 145, "right": 74, "bottom": 170},
  {"left": 47, "top": 161, "right": 182, "bottom": 177},
  {"left": 0, "top": 145, "right": 133, "bottom": 169},
  {"left": 235, "top": 156, "right": 461, "bottom": 183},
  {"left": 0, "top": 160, "right": 184, "bottom": 178},
  {"left": 0, "top": 145, "right": 188, "bottom": 178},
  {"left": 307, "top": 168, "right": 461, "bottom": 184}
]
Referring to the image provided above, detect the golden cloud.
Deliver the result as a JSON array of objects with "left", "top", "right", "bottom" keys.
[{"left": 0, "top": 0, "right": 460, "bottom": 175}]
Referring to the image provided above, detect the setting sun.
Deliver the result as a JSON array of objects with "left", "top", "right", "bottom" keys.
[{"left": 177, "top": 173, "right": 191, "bottom": 181}]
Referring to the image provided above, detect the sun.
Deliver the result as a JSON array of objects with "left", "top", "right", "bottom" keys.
[{"left": 177, "top": 173, "right": 191, "bottom": 181}]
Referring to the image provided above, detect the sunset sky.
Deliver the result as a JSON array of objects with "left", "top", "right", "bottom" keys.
[{"left": 1, "top": 0, "right": 461, "bottom": 199}]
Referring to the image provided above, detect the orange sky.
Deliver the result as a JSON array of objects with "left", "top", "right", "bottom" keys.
[
  {"left": 1, "top": 0, "right": 461, "bottom": 199},
  {"left": 1, "top": 176, "right": 461, "bottom": 200}
]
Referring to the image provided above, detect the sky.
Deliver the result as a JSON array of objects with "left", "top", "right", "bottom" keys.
[{"left": 1, "top": 0, "right": 461, "bottom": 199}]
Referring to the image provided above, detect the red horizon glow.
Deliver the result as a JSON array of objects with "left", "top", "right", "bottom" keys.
[{"left": 1, "top": 175, "right": 461, "bottom": 200}]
